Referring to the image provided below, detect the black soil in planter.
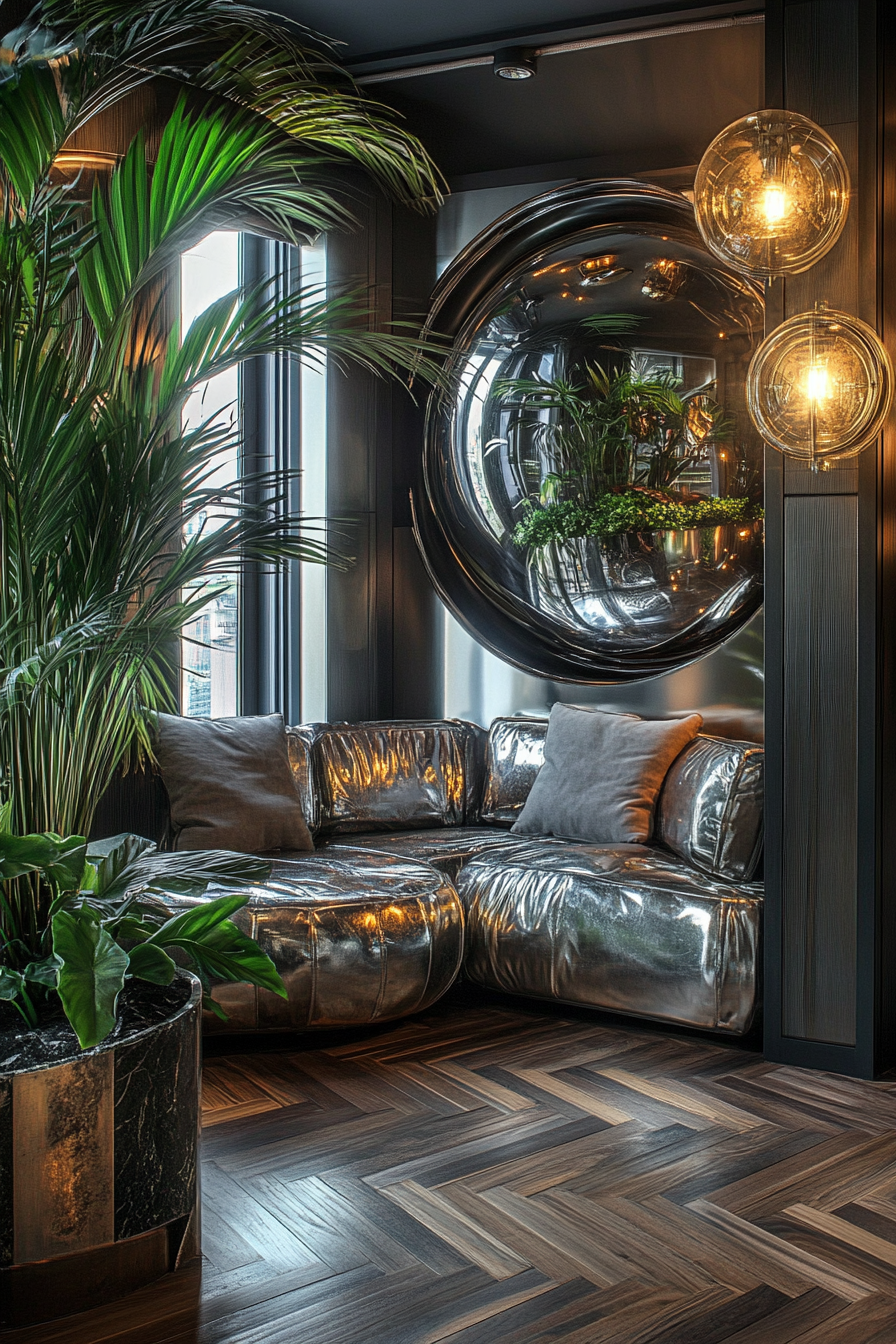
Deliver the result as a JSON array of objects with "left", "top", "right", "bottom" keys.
[
  {"left": 0, "top": 971, "right": 201, "bottom": 1329},
  {"left": 0, "top": 975, "right": 194, "bottom": 1071}
]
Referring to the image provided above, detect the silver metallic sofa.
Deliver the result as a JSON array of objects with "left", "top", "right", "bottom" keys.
[{"left": 170, "top": 717, "right": 764, "bottom": 1037}]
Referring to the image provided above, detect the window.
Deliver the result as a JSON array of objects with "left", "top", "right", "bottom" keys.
[
  {"left": 179, "top": 232, "right": 328, "bottom": 720},
  {"left": 180, "top": 231, "right": 240, "bottom": 717}
]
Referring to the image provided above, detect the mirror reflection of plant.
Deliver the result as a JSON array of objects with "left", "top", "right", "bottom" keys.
[
  {"left": 512, "top": 492, "right": 762, "bottom": 549},
  {"left": 495, "top": 361, "right": 735, "bottom": 505}
]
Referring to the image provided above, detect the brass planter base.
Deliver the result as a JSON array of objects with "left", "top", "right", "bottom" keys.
[
  {"left": 0, "top": 974, "right": 201, "bottom": 1329},
  {"left": 0, "top": 1213, "right": 199, "bottom": 1329}
]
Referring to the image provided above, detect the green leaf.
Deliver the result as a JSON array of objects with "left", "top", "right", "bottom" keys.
[
  {"left": 147, "top": 893, "right": 286, "bottom": 999},
  {"left": 126, "top": 941, "right": 176, "bottom": 986},
  {"left": 97, "top": 846, "right": 269, "bottom": 902},
  {"left": 52, "top": 906, "right": 130, "bottom": 1049},
  {"left": 85, "top": 833, "right": 158, "bottom": 896},
  {"left": 144, "top": 891, "right": 251, "bottom": 946},
  {"left": 23, "top": 953, "right": 62, "bottom": 987},
  {"left": 0, "top": 832, "right": 87, "bottom": 887},
  {"left": 109, "top": 914, "right": 156, "bottom": 943},
  {"left": 0, "top": 63, "right": 67, "bottom": 202},
  {"left": 171, "top": 920, "right": 287, "bottom": 999},
  {"left": 0, "top": 966, "right": 26, "bottom": 1001}
]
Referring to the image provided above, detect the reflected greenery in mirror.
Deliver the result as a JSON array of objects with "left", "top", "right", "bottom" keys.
[
  {"left": 498, "top": 316, "right": 762, "bottom": 550},
  {"left": 417, "top": 181, "right": 766, "bottom": 678}
]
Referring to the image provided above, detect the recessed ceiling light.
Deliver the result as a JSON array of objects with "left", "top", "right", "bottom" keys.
[{"left": 492, "top": 47, "right": 537, "bottom": 80}]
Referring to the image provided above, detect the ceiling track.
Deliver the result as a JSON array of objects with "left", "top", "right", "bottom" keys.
[{"left": 355, "top": 11, "right": 764, "bottom": 84}]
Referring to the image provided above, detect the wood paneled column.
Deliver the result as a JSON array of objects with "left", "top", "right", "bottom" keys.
[{"left": 763, "top": 0, "right": 896, "bottom": 1075}]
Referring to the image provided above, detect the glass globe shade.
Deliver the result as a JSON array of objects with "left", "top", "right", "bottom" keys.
[
  {"left": 747, "top": 307, "right": 893, "bottom": 466},
  {"left": 694, "top": 109, "right": 850, "bottom": 278}
]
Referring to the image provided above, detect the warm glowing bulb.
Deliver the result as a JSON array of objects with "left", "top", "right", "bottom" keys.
[
  {"left": 805, "top": 363, "right": 831, "bottom": 403},
  {"left": 695, "top": 110, "right": 850, "bottom": 277},
  {"left": 762, "top": 183, "right": 788, "bottom": 224}
]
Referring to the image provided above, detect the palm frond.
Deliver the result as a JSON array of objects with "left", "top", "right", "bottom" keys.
[
  {"left": 0, "top": 61, "right": 68, "bottom": 203},
  {"left": 0, "top": 0, "right": 450, "bottom": 858},
  {"left": 11, "top": 1, "right": 446, "bottom": 209}
]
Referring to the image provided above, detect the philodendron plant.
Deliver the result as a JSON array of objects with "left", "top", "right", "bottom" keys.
[{"left": 0, "top": 822, "right": 285, "bottom": 1049}]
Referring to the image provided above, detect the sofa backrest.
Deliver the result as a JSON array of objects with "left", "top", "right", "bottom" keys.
[
  {"left": 287, "top": 720, "right": 486, "bottom": 836},
  {"left": 656, "top": 735, "right": 764, "bottom": 882},
  {"left": 479, "top": 715, "right": 763, "bottom": 881},
  {"left": 479, "top": 717, "right": 548, "bottom": 827}
]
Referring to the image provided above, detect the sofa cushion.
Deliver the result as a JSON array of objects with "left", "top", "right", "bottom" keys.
[
  {"left": 656, "top": 735, "right": 764, "bottom": 881},
  {"left": 480, "top": 717, "right": 548, "bottom": 827},
  {"left": 458, "top": 837, "right": 761, "bottom": 1034},
  {"left": 512, "top": 704, "right": 702, "bottom": 844},
  {"left": 309, "top": 720, "right": 486, "bottom": 836},
  {"left": 316, "top": 826, "right": 530, "bottom": 884},
  {"left": 154, "top": 712, "right": 314, "bottom": 853},
  {"left": 286, "top": 724, "right": 321, "bottom": 833}
]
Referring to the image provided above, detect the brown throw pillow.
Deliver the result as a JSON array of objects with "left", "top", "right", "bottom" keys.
[
  {"left": 512, "top": 704, "right": 703, "bottom": 845},
  {"left": 154, "top": 712, "right": 314, "bottom": 853}
]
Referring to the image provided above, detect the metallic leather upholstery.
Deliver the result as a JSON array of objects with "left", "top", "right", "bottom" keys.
[
  {"left": 458, "top": 839, "right": 760, "bottom": 1033},
  {"left": 317, "top": 827, "right": 531, "bottom": 885},
  {"left": 285, "top": 724, "right": 320, "bottom": 832},
  {"left": 154, "top": 714, "right": 763, "bottom": 1036},
  {"left": 292, "top": 720, "right": 486, "bottom": 836},
  {"left": 479, "top": 718, "right": 548, "bottom": 826},
  {"left": 157, "top": 847, "right": 463, "bottom": 1032},
  {"left": 657, "top": 735, "right": 764, "bottom": 881}
]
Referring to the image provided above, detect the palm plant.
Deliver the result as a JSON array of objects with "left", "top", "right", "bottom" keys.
[{"left": 0, "top": 3, "right": 445, "bottom": 958}]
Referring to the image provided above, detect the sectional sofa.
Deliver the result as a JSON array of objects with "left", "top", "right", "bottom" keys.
[{"left": 158, "top": 716, "right": 764, "bottom": 1037}]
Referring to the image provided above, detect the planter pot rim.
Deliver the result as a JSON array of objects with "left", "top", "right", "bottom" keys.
[{"left": 0, "top": 970, "right": 201, "bottom": 1078}]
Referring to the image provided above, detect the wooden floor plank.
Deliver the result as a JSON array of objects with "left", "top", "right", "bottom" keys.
[{"left": 8, "top": 983, "right": 896, "bottom": 1344}]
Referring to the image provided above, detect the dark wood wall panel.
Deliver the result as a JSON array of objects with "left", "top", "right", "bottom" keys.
[
  {"left": 781, "top": 494, "right": 858, "bottom": 1044},
  {"left": 325, "top": 184, "right": 382, "bottom": 721},
  {"left": 783, "top": 0, "right": 857, "bottom": 125},
  {"left": 325, "top": 181, "right": 443, "bottom": 722},
  {"left": 765, "top": 0, "right": 895, "bottom": 1075}
]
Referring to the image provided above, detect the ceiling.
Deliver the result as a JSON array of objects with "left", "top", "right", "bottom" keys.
[
  {"left": 384, "top": 24, "right": 763, "bottom": 184},
  {"left": 261, "top": 1, "right": 763, "bottom": 63},
  {"left": 257, "top": 2, "right": 765, "bottom": 186}
]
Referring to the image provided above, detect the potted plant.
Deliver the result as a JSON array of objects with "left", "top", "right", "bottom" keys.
[
  {"left": 0, "top": 0, "right": 444, "bottom": 1323},
  {"left": 492, "top": 323, "right": 762, "bottom": 633}
]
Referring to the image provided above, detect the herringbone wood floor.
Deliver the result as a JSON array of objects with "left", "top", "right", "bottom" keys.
[{"left": 9, "top": 985, "right": 896, "bottom": 1343}]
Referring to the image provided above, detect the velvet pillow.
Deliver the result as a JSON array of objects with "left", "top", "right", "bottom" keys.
[
  {"left": 154, "top": 712, "right": 314, "bottom": 853},
  {"left": 511, "top": 704, "right": 703, "bottom": 845}
]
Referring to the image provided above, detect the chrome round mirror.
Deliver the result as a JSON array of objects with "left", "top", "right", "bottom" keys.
[{"left": 414, "top": 179, "right": 765, "bottom": 681}]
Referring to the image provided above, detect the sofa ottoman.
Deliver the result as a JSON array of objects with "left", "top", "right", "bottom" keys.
[{"left": 160, "top": 846, "right": 463, "bottom": 1032}]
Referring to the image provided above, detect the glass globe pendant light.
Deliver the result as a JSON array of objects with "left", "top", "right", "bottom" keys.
[
  {"left": 746, "top": 304, "right": 893, "bottom": 468},
  {"left": 694, "top": 109, "right": 850, "bottom": 278}
]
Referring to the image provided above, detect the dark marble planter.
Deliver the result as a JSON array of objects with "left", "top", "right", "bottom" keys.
[{"left": 0, "top": 971, "right": 201, "bottom": 1329}]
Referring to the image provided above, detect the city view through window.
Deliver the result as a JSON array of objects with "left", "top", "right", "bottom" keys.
[{"left": 180, "top": 231, "right": 240, "bottom": 717}]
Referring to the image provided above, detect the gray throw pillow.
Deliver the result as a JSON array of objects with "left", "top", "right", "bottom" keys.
[
  {"left": 511, "top": 704, "right": 703, "bottom": 844},
  {"left": 154, "top": 712, "right": 314, "bottom": 853}
]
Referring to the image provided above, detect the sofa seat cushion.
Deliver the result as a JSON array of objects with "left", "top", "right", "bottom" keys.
[
  {"left": 315, "top": 826, "right": 531, "bottom": 883},
  {"left": 154, "top": 846, "right": 463, "bottom": 1031},
  {"left": 457, "top": 838, "right": 761, "bottom": 1034}
]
